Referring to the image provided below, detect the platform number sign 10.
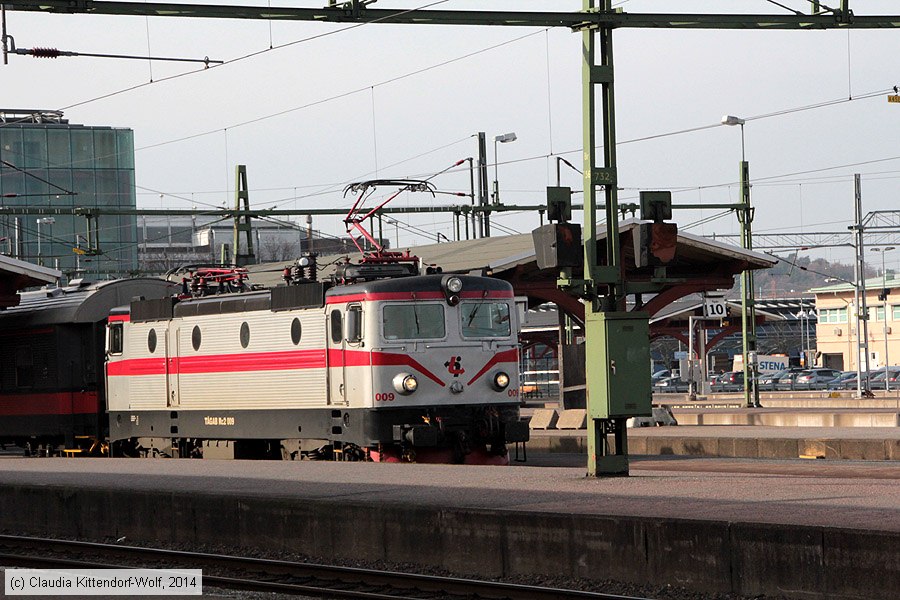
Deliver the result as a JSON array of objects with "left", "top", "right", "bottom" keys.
[{"left": 704, "top": 298, "right": 727, "bottom": 319}]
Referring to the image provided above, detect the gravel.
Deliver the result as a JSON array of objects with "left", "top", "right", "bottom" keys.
[{"left": 1, "top": 531, "right": 788, "bottom": 600}]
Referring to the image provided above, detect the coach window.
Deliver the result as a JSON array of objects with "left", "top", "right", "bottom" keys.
[
  {"left": 383, "top": 303, "right": 445, "bottom": 340},
  {"left": 148, "top": 329, "right": 157, "bottom": 353},
  {"left": 15, "top": 347, "right": 34, "bottom": 388},
  {"left": 192, "top": 325, "right": 202, "bottom": 351},
  {"left": 330, "top": 310, "right": 342, "bottom": 344},
  {"left": 108, "top": 323, "right": 124, "bottom": 355}
]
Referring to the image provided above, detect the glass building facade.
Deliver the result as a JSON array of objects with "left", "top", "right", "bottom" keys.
[{"left": 0, "top": 110, "right": 137, "bottom": 278}]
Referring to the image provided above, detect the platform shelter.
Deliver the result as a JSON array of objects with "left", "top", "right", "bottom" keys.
[{"left": 0, "top": 254, "right": 60, "bottom": 309}]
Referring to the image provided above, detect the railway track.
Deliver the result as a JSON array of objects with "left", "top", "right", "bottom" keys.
[{"left": 0, "top": 534, "right": 650, "bottom": 600}]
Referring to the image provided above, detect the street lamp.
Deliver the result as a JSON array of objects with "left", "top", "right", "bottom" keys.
[
  {"left": 871, "top": 246, "right": 895, "bottom": 391},
  {"left": 721, "top": 114, "right": 759, "bottom": 407},
  {"left": 492, "top": 132, "right": 517, "bottom": 206},
  {"left": 36, "top": 216, "right": 55, "bottom": 267},
  {"left": 721, "top": 115, "right": 746, "bottom": 160}
]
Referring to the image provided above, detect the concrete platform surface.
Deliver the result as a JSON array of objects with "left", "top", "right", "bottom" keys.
[{"left": 0, "top": 457, "right": 897, "bottom": 532}]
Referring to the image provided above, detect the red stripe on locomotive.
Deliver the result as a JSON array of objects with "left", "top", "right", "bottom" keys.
[
  {"left": 108, "top": 348, "right": 447, "bottom": 387},
  {"left": 107, "top": 349, "right": 327, "bottom": 376},
  {"left": 322, "top": 349, "right": 447, "bottom": 387},
  {"left": 466, "top": 348, "right": 520, "bottom": 386}
]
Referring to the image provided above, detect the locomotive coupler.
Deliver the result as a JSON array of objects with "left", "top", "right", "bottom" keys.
[{"left": 392, "top": 424, "right": 438, "bottom": 447}]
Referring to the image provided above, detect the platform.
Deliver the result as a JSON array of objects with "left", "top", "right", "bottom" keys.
[
  {"left": 525, "top": 395, "right": 900, "bottom": 461},
  {"left": 529, "top": 425, "right": 900, "bottom": 461},
  {"left": 0, "top": 456, "right": 896, "bottom": 600}
]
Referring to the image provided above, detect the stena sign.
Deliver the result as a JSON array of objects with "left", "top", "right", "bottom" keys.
[
  {"left": 733, "top": 354, "right": 788, "bottom": 373},
  {"left": 757, "top": 356, "right": 789, "bottom": 372}
]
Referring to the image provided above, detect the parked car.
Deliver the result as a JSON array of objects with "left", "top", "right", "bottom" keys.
[
  {"left": 792, "top": 368, "right": 844, "bottom": 390},
  {"left": 868, "top": 368, "right": 900, "bottom": 390},
  {"left": 757, "top": 368, "right": 804, "bottom": 391},
  {"left": 774, "top": 369, "right": 809, "bottom": 391},
  {"left": 708, "top": 372, "right": 725, "bottom": 391},
  {"left": 717, "top": 371, "right": 744, "bottom": 392},
  {"left": 653, "top": 376, "right": 689, "bottom": 393},
  {"left": 833, "top": 371, "right": 877, "bottom": 391},
  {"left": 651, "top": 369, "right": 672, "bottom": 383},
  {"left": 826, "top": 371, "right": 857, "bottom": 390}
]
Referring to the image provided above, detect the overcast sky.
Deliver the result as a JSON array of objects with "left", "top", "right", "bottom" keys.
[{"left": 4, "top": 0, "right": 900, "bottom": 276}]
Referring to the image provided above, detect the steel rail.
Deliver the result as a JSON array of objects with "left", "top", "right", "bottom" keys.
[{"left": 0, "top": 534, "right": 650, "bottom": 600}]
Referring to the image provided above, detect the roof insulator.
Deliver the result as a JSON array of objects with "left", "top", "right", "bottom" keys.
[{"left": 30, "top": 48, "right": 62, "bottom": 59}]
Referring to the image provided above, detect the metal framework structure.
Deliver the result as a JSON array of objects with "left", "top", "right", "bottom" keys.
[
  {"left": 0, "top": 1, "right": 890, "bottom": 29},
  {"left": 710, "top": 208, "right": 900, "bottom": 250},
  {"left": 4, "top": 0, "right": 899, "bottom": 475}
]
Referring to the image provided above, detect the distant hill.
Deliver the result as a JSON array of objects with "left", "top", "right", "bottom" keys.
[{"left": 726, "top": 256, "right": 865, "bottom": 298}]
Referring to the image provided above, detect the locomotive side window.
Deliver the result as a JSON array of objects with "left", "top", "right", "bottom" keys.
[
  {"left": 461, "top": 302, "right": 511, "bottom": 338},
  {"left": 108, "top": 323, "right": 124, "bottom": 355},
  {"left": 240, "top": 322, "right": 250, "bottom": 348},
  {"left": 148, "top": 329, "right": 157, "bottom": 353},
  {"left": 291, "top": 318, "right": 302, "bottom": 345},
  {"left": 191, "top": 325, "right": 202, "bottom": 351},
  {"left": 346, "top": 305, "right": 362, "bottom": 343},
  {"left": 330, "top": 310, "right": 342, "bottom": 344},
  {"left": 383, "top": 304, "right": 445, "bottom": 340}
]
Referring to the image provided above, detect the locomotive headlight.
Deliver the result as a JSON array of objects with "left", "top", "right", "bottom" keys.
[
  {"left": 393, "top": 373, "right": 419, "bottom": 395},
  {"left": 491, "top": 371, "right": 510, "bottom": 391},
  {"left": 442, "top": 275, "right": 464, "bottom": 306}
]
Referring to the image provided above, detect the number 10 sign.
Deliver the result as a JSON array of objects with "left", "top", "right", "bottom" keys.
[{"left": 704, "top": 298, "right": 727, "bottom": 319}]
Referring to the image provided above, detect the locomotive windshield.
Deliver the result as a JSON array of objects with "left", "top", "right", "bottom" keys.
[
  {"left": 461, "top": 302, "right": 511, "bottom": 338},
  {"left": 383, "top": 303, "right": 446, "bottom": 340}
]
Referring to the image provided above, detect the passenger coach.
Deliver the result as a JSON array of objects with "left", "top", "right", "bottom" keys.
[{"left": 0, "top": 278, "right": 176, "bottom": 454}]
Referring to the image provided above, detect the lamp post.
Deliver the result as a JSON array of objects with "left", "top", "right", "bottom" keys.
[
  {"left": 799, "top": 297, "right": 811, "bottom": 368},
  {"left": 721, "top": 115, "right": 759, "bottom": 407},
  {"left": 492, "top": 132, "right": 517, "bottom": 206},
  {"left": 871, "top": 246, "right": 895, "bottom": 391},
  {"left": 36, "top": 216, "right": 55, "bottom": 267}
]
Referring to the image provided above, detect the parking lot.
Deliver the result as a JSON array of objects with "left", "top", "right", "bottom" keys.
[{"left": 654, "top": 367, "right": 900, "bottom": 394}]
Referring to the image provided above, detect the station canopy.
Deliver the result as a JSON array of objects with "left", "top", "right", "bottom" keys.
[
  {"left": 249, "top": 218, "right": 775, "bottom": 325},
  {"left": 0, "top": 254, "right": 60, "bottom": 310}
]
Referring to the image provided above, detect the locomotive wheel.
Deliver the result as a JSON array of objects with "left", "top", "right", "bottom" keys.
[{"left": 368, "top": 447, "right": 403, "bottom": 463}]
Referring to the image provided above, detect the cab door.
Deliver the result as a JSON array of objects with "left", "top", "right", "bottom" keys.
[
  {"left": 326, "top": 307, "right": 348, "bottom": 406},
  {"left": 343, "top": 304, "right": 365, "bottom": 403},
  {"left": 165, "top": 328, "right": 180, "bottom": 408}
]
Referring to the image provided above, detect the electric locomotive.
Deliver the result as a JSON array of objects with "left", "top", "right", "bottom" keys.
[
  {"left": 105, "top": 267, "right": 529, "bottom": 462},
  {"left": 106, "top": 179, "right": 529, "bottom": 462}
]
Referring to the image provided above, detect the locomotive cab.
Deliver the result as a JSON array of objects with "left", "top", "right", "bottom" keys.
[{"left": 324, "top": 274, "right": 528, "bottom": 462}]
